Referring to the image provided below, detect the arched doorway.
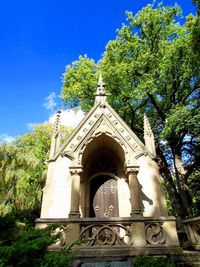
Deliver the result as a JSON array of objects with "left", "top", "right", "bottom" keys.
[
  {"left": 90, "top": 174, "right": 119, "bottom": 217},
  {"left": 81, "top": 134, "right": 126, "bottom": 218}
]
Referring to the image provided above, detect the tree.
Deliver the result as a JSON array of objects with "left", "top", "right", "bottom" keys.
[
  {"left": 0, "top": 213, "right": 76, "bottom": 267},
  {"left": 0, "top": 124, "right": 71, "bottom": 216},
  {"left": 61, "top": 4, "right": 200, "bottom": 218},
  {"left": 61, "top": 55, "right": 98, "bottom": 111}
]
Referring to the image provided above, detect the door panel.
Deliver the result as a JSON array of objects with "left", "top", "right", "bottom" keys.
[{"left": 92, "top": 177, "right": 119, "bottom": 217}]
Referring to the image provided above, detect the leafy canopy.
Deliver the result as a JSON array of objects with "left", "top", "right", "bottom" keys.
[{"left": 0, "top": 124, "right": 71, "bottom": 216}]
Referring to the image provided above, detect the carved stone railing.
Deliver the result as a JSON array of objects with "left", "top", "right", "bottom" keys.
[
  {"left": 182, "top": 216, "right": 200, "bottom": 251},
  {"left": 80, "top": 223, "right": 133, "bottom": 247},
  {"left": 35, "top": 216, "right": 182, "bottom": 255}
]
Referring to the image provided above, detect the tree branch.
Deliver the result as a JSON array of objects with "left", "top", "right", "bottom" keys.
[{"left": 147, "top": 92, "right": 166, "bottom": 121}]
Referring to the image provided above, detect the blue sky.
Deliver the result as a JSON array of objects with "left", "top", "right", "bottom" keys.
[{"left": 0, "top": 0, "right": 197, "bottom": 142}]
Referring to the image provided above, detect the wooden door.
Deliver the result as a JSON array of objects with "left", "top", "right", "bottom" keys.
[{"left": 91, "top": 176, "right": 119, "bottom": 217}]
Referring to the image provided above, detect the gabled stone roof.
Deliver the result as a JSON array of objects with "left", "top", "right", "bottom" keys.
[{"left": 50, "top": 100, "right": 154, "bottom": 165}]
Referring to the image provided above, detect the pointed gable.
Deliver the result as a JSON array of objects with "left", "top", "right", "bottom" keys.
[{"left": 52, "top": 101, "right": 152, "bottom": 167}]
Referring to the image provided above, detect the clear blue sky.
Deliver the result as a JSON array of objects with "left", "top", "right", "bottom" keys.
[{"left": 0, "top": 0, "right": 197, "bottom": 141}]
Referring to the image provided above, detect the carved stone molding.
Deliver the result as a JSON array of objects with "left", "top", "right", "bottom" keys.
[
  {"left": 77, "top": 127, "right": 129, "bottom": 166},
  {"left": 125, "top": 166, "right": 139, "bottom": 175},
  {"left": 69, "top": 167, "right": 83, "bottom": 175},
  {"left": 60, "top": 151, "right": 74, "bottom": 160}
]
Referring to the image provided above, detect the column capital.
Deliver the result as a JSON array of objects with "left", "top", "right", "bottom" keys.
[
  {"left": 125, "top": 166, "right": 139, "bottom": 175},
  {"left": 69, "top": 166, "right": 83, "bottom": 175}
]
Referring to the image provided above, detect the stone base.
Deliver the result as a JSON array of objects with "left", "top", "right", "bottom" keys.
[
  {"left": 70, "top": 257, "right": 133, "bottom": 267},
  {"left": 81, "top": 261, "right": 132, "bottom": 267},
  {"left": 70, "top": 252, "right": 200, "bottom": 267},
  {"left": 75, "top": 246, "right": 182, "bottom": 258}
]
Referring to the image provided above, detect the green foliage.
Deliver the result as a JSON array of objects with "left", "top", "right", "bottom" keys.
[
  {"left": 61, "top": 55, "right": 98, "bottom": 111},
  {"left": 133, "top": 256, "right": 175, "bottom": 267},
  {"left": 0, "top": 213, "right": 75, "bottom": 267},
  {"left": 0, "top": 124, "right": 71, "bottom": 216},
  {"left": 61, "top": 3, "right": 200, "bottom": 217}
]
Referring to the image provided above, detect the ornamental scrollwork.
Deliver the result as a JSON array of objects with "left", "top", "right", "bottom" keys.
[
  {"left": 145, "top": 223, "right": 166, "bottom": 245},
  {"left": 192, "top": 222, "right": 200, "bottom": 242},
  {"left": 80, "top": 224, "right": 133, "bottom": 247},
  {"left": 50, "top": 224, "right": 69, "bottom": 247}
]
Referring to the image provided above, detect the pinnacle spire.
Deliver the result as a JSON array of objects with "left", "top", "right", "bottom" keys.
[
  {"left": 144, "top": 114, "right": 156, "bottom": 156},
  {"left": 94, "top": 74, "right": 110, "bottom": 104},
  {"left": 49, "top": 109, "right": 61, "bottom": 158},
  {"left": 53, "top": 109, "right": 61, "bottom": 137}
]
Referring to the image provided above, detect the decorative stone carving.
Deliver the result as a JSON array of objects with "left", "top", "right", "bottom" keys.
[
  {"left": 144, "top": 114, "right": 153, "bottom": 137},
  {"left": 89, "top": 120, "right": 94, "bottom": 125},
  {"left": 83, "top": 128, "right": 88, "bottom": 133},
  {"left": 126, "top": 135, "right": 131, "bottom": 141},
  {"left": 77, "top": 135, "right": 82, "bottom": 140},
  {"left": 80, "top": 224, "right": 133, "bottom": 246},
  {"left": 69, "top": 167, "right": 83, "bottom": 175},
  {"left": 50, "top": 224, "right": 69, "bottom": 247},
  {"left": 125, "top": 166, "right": 139, "bottom": 175},
  {"left": 94, "top": 74, "right": 110, "bottom": 105},
  {"left": 70, "top": 143, "right": 75, "bottom": 149},
  {"left": 53, "top": 110, "right": 61, "bottom": 138},
  {"left": 60, "top": 151, "right": 74, "bottom": 160},
  {"left": 77, "top": 127, "right": 130, "bottom": 167},
  {"left": 145, "top": 223, "right": 166, "bottom": 245},
  {"left": 192, "top": 222, "right": 200, "bottom": 242},
  {"left": 144, "top": 114, "right": 156, "bottom": 156},
  {"left": 49, "top": 109, "right": 61, "bottom": 158}
]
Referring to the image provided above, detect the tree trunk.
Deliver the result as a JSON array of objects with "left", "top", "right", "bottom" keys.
[
  {"left": 173, "top": 153, "right": 192, "bottom": 217},
  {"left": 156, "top": 139, "right": 193, "bottom": 218},
  {"left": 156, "top": 145, "right": 186, "bottom": 217}
]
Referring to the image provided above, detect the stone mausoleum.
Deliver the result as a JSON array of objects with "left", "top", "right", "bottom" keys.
[{"left": 36, "top": 76, "right": 200, "bottom": 265}]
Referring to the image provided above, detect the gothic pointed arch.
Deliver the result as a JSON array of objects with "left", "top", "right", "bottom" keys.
[{"left": 79, "top": 134, "right": 126, "bottom": 217}]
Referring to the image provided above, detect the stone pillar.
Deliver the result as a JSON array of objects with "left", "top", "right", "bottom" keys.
[
  {"left": 69, "top": 167, "right": 82, "bottom": 218},
  {"left": 126, "top": 167, "right": 141, "bottom": 217}
]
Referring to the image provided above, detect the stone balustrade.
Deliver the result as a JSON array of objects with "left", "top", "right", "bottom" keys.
[
  {"left": 182, "top": 216, "right": 200, "bottom": 251},
  {"left": 35, "top": 216, "right": 182, "bottom": 256}
]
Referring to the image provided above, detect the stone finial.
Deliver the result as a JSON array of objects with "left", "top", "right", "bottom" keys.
[
  {"left": 144, "top": 114, "right": 156, "bottom": 156},
  {"left": 94, "top": 74, "right": 110, "bottom": 105}
]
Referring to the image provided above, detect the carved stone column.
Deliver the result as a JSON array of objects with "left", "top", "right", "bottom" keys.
[
  {"left": 126, "top": 167, "right": 141, "bottom": 217},
  {"left": 69, "top": 167, "right": 82, "bottom": 218}
]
